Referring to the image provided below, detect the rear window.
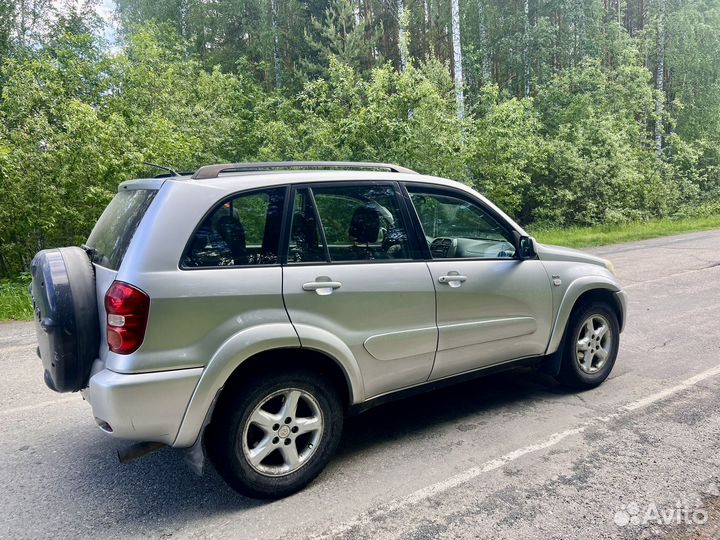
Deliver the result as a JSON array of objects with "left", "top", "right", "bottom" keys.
[{"left": 86, "top": 189, "right": 157, "bottom": 270}]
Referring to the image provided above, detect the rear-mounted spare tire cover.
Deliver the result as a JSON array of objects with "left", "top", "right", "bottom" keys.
[{"left": 30, "top": 247, "right": 100, "bottom": 393}]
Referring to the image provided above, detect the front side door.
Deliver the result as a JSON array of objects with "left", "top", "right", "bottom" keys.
[
  {"left": 282, "top": 182, "right": 438, "bottom": 398},
  {"left": 404, "top": 184, "right": 553, "bottom": 380}
]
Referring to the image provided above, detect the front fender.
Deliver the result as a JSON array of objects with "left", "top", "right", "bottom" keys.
[{"left": 545, "top": 276, "right": 622, "bottom": 355}]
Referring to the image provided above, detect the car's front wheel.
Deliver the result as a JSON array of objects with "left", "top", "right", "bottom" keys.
[
  {"left": 208, "top": 369, "right": 343, "bottom": 499},
  {"left": 557, "top": 301, "right": 620, "bottom": 389}
]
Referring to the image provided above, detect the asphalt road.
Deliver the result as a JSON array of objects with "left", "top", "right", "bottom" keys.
[{"left": 2, "top": 230, "right": 720, "bottom": 540}]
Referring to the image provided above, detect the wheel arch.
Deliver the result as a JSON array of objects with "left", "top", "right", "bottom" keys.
[
  {"left": 546, "top": 278, "right": 625, "bottom": 355},
  {"left": 212, "top": 347, "right": 354, "bottom": 415},
  {"left": 173, "top": 323, "right": 362, "bottom": 448}
]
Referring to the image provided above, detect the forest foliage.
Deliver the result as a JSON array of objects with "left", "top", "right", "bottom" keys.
[{"left": 1, "top": 0, "right": 720, "bottom": 277}]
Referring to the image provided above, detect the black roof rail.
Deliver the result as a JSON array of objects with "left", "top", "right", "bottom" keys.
[{"left": 190, "top": 161, "right": 418, "bottom": 180}]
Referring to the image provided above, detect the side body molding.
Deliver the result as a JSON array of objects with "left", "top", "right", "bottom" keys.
[{"left": 545, "top": 275, "right": 621, "bottom": 355}]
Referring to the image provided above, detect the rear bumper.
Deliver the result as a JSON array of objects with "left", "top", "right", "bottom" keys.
[{"left": 84, "top": 367, "right": 203, "bottom": 446}]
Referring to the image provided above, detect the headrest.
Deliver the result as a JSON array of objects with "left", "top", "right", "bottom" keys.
[{"left": 349, "top": 205, "right": 381, "bottom": 244}]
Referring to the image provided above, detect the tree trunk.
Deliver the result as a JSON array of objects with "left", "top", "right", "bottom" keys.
[
  {"left": 573, "top": 0, "right": 585, "bottom": 67},
  {"left": 655, "top": 0, "right": 665, "bottom": 156},
  {"left": 523, "top": 0, "right": 531, "bottom": 98},
  {"left": 179, "top": 0, "right": 188, "bottom": 39},
  {"left": 271, "top": 0, "right": 282, "bottom": 90},
  {"left": 398, "top": 0, "right": 408, "bottom": 72},
  {"left": 478, "top": 0, "right": 491, "bottom": 83},
  {"left": 451, "top": 0, "right": 464, "bottom": 118}
]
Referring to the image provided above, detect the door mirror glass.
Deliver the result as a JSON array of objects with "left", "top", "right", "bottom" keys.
[{"left": 517, "top": 235, "right": 536, "bottom": 259}]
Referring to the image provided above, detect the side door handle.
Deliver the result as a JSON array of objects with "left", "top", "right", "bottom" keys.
[
  {"left": 438, "top": 274, "right": 467, "bottom": 288},
  {"left": 302, "top": 279, "right": 342, "bottom": 295}
]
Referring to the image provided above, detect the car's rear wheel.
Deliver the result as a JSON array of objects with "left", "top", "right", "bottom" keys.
[
  {"left": 208, "top": 369, "right": 343, "bottom": 499},
  {"left": 557, "top": 301, "right": 619, "bottom": 389}
]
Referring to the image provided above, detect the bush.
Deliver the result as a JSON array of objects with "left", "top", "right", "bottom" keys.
[{"left": 0, "top": 278, "right": 32, "bottom": 321}]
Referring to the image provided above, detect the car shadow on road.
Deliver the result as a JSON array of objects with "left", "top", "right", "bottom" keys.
[
  {"left": 54, "top": 367, "right": 568, "bottom": 537},
  {"left": 337, "top": 367, "right": 567, "bottom": 456}
]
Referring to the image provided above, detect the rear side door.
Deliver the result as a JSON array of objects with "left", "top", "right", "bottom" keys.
[
  {"left": 404, "top": 184, "right": 553, "bottom": 381},
  {"left": 282, "top": 182, "right": 438, "bottom": 399}
]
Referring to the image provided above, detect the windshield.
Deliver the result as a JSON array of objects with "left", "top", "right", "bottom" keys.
[{"left": 85, "top": 189, "right": 157, "bottom": 270}]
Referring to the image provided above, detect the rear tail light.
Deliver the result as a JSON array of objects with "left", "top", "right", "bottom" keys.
[{"left": 104, "top": 281, "right": 150, "bottom": 354}]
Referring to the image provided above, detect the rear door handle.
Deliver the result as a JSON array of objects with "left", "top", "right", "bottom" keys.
[{"left": 302, "top": 280, "right": 342, "bottom": 295}]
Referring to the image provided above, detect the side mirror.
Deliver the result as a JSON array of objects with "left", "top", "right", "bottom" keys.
[{"left": 516, "top": 235, "right": 536, "bottom": 259}]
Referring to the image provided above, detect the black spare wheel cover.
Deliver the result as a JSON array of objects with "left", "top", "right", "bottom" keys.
[{"left": 30, "top": 247, "right": 100, "bottom": 393}]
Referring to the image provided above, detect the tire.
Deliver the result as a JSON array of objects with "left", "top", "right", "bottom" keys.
[
  {"left": 556, "top": 301, "right": 620, "bottom": 390},
  {"left": 208, "top": 369, "right": 343, "bottom": 499},
  {"left": 30, "top": 247, "right": 99, "bottom": 393}
]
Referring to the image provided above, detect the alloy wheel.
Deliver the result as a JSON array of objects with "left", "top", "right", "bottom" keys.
[{"left": 240, "top": 388, "right": 324, "bottom": 477}]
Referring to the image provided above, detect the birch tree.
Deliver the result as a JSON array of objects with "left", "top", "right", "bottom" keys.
[
  {"left": 451, "top": 0, "right": 464, "bottom": 118},
  {"left": 397, "top": 0, "right": 408, "bottom": 72}
]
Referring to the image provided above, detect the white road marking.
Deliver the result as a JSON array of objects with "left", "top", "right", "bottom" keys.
[
  {"left": 0, "top": 396, "right": 81, "bottom": 416},
  {"left": 312, "top": 362, "right": 720, "bottom": 539}
]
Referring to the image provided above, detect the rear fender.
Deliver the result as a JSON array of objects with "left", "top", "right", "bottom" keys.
[
  {"left": 173, "top": 323, "right": 299, "bottom": 447},
  {"left": 172, "top": 323, "right": 364, "bottom": 448}
]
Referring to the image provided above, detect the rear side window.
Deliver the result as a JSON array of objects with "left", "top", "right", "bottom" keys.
[
  {"left": 183, "top": 187, "right": 286, "bottom": 267},
  {"left": 86, "top": 189, "right": 157, "bottom": 270},
  {"left": 288, "top": 183, "right": 414, "bottom": 263}
]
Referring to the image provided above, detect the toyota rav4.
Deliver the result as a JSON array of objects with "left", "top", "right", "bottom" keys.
[{"left": 30, "top": 161, "right": 626, "bottom": 499}]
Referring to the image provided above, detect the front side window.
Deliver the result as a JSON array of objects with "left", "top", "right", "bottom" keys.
[
  {"left": 183, "top": 187, "right": 286, "bottom": 267},
  {"left": 288, "top": 183, "right": 412, "bottom": 263},
  {"left": 406, "top": 186, "right": 516, "bottom": 259}
]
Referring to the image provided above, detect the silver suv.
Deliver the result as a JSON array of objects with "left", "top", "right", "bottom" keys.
[{"left": 30, "top": 161, "right": 626, "bottom": 498}]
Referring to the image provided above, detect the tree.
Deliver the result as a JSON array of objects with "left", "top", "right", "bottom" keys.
[
  {"left": 523, "top": 0, "right": 531, "bottom": 97},
  {"left": 397, "top": 0, "right": 408, "bottom": 72},
  {"left": 307, "top": 0, "right": 377, "bottom": 72},
  {"left": 271, "top": 0, "right": 282, "bottom": 88},
  {"left": 654, "top": 0, "right": 666, "bottom": 155},
  {"left": 477, "top": 0, "right": 491, "bottom": 83},
  {"left": 451, "top": 0, "right": 464, "bottom": 118}
]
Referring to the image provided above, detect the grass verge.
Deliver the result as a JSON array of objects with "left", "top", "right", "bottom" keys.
[
  {"left": 0, "top": 280, "right": 32, "bottom": 321},
  {"left": 530, "top": 214, "right": 720, "bottom": 248}
]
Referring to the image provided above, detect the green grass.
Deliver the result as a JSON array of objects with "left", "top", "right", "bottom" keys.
[
  {"left": 0, "top": 280, "right": 33, "bottom": 321},
  {"left": 530, "top": 214, "right": 720, "bottom": 248}
]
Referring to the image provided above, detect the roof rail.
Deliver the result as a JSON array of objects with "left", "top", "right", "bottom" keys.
[{"left": 190, "top": 161, "right": 418, "bottom": 180}]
